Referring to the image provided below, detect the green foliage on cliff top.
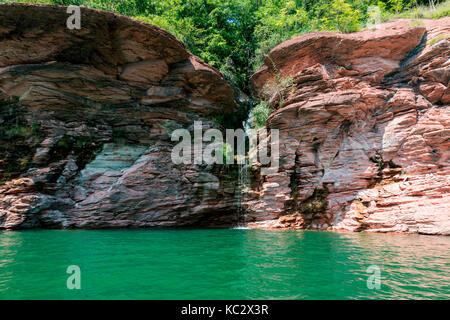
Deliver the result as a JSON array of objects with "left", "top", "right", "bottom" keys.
[{"left": 1, "top": 0, "right": 448, "bottom": 92}]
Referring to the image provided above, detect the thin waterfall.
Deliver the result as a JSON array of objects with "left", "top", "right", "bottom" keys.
[
  {"left": 235, "top": 109, "right": 255, "bottom": 229},
  {"left": 236, "top": 157, "right": 249, "bottom": 227}
]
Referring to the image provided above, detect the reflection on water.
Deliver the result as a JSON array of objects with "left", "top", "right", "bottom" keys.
[
  {"left": 0, "top": 232, "right": 23, "bottom": 292},
  {"left": 0, "top": 229, "right": 449, "bottom": 299}
]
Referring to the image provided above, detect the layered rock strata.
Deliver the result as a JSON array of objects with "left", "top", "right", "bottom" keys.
[
  {"left": 1, "top": 5, "right": 448, "bottom": 234},
  {"left": 0, "top": 4, "right": 238, "bottom": 229},
  {"left": 248, "top": 18, "right": 450, "bottom": 235}
]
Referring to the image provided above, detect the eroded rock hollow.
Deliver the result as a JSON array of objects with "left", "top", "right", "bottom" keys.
[{"left": 248, "top": 18, "right": 450, "bottom": 235}]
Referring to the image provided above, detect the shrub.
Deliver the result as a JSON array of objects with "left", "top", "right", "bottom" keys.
[
  {"left": 1, "top": 124, "right": 38, "bottom": 139},
  {"left": 315, "top": 0, "right": 362, "bottom": 33}
]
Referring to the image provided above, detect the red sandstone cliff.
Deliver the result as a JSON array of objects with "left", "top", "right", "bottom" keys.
[
  {"left": 248, "top": 18, "right": 450, "bottom": 235},
  {"left": 0, "top": 4, "right": 238, "bottom": 229},
  {"left": 1, "top": 4, "right": 449, "bottom": 234}
]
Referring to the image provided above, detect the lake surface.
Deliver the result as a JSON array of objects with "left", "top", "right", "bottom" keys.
[{"left": 0, "top": 229, "right": 448, "bottom": 299}]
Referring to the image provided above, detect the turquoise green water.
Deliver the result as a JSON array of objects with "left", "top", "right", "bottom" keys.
[{"left": 0, "top": 229, "right": 448, "bottom": 299}]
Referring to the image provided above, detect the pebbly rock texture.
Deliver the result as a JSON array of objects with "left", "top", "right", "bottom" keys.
[
  {"left": 248, "top": 18, "right": 450, "bottom": 235},
  {"left": 0, "top": 4, "right": 238, "bottom": 229}
]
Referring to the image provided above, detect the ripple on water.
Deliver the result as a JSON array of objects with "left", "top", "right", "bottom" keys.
[{"left": 0, "top": 229, "right": 448, "bottom": 299}]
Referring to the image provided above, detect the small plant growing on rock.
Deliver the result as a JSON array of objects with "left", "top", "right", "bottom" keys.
[
  {"left": 251, "top": 56, "right": 293, "bottom": 129},
  {"left": 2, "top": 123, "right": 39, "bottom": 139},
  {"left": 263, "top": 56, "right": 294, "bottom": 109},
  {"left": 304, "top": 200, "right": 326, "bottom": 213},
  {"left": 428, "top": 33, "right": 450, "bottom": 46},
  {"left": 301, "top": 188, "right": 329, "bottom": 215},
  {"left": 251, "top": 101, "right": 271, "bottom": 129},
  {"left": 408, "top": 18, "right": 425, "bottom": 27}
]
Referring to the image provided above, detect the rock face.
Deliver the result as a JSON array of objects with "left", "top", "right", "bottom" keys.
[
  {"left": 249, "top": 18, "right": 450, "bottom": 235},
  {"left": 0, "top": 4, "right": 238, "bottom": 229},
  {"left": 1, "top": 5, "right": 449, "bottom": 235}
]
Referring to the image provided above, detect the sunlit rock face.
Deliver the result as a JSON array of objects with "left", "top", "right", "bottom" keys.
[
  {"left": 0, "top": 4, "right": 238, "bottom": 229},
  {"left": 249, "top": 18, "right": 450, "bottom": 235}
]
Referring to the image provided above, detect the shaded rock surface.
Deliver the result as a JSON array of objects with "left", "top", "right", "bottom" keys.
[
  {"left": 249, "top": 18, "right": 450, "bottom": 235},
  {"left": 0, "top": 4, "right": 238, "bottom": 229}
]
